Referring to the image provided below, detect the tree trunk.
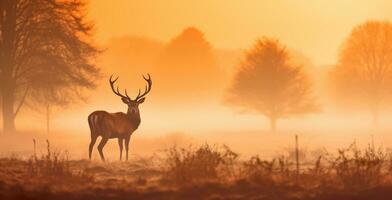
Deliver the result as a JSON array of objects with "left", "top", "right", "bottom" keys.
[
  {"left": 2, "top": 85, "right": 15, "bottom": 133},
  {"left": 370, "top": 95, "right": 381, "bottom": 131},
  {"left": 372, "top": 106, "right": 379, "bottom": 131},
  {"left": 46, "top": 104, "right": 50, "bottom": 135},
  {"left": 0, "top": 0, "right": 17, "bottom": 134},
  {"left": 270, "top": 117, "right": 277, "bottom": 133}
]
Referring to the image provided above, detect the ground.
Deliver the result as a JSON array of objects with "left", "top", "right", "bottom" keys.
[{"left": 1, "top": 138, "right": 392, "bottom": 200}]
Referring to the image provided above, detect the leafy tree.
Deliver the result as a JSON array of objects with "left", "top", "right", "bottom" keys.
[
  {"left": 331, "top": 21, "right": 392, "bottom": 128},
  {"left": 156, "top": 27, "right": 223, "bottom": 104},
  {"left": 0, "top": 0, "right": 99, "bottom": 133},
  {"left": 225, "top": 38, "right": 318, "bottom": 132}
]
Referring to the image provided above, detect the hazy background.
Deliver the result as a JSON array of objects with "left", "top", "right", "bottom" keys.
[
  {"left": 90, "top": 0, "right": 392, "bottom": 65},
  {"left": 5, "top": 0, "right": 392, "bottom": 160}
]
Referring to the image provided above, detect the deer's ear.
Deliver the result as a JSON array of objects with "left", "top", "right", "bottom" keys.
[
  {"left": 121, "top": 97, "right": 129, "bottom": 104},
  {"left": 137, "top": 98, "right": 145, "bottom": 104}
]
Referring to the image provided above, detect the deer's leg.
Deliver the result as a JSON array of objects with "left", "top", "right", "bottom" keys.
[
  {"left": 97, "top": 137, "right": 108, "bottom": 161},
  {"left": 118, "top": 138, "right": 124, "bottom": 161},
  {"left": 89, "top": 135, "right": 98, "bottom": 160},
  {"left": 125, "top": 136, "right": 131, "bottom": 161}
]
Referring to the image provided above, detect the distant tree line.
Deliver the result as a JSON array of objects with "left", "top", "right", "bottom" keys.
[{"left": 225, "top": 21, "right": 392, "bottom": 132}]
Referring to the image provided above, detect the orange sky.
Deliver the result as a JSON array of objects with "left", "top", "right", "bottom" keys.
[{"left": 89, "top": 0, "right": 392, "bottom": 66}]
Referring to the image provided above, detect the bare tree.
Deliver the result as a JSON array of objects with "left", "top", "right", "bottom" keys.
[
  {"left": 0, "top": 0, "right": 99, "bottom": 133},
  {"left": 30, "top": 91, "right": 66, "bottom": 135},
  {"left": 331, "top": 21, "right": 392, "bottom": 128},
  {"left": 29, "top": 75, "right": 82, "bottom": 135},
  {"left": 224, "top": 38, "right": 318, "bottom": 132}
]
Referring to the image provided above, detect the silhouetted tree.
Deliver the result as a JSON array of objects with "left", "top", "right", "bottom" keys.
[
  {"left": 331, "top": 21, "right": 392, "bottom": 129},
  {"left": 0, "top": 0, "right": 99, "bottom": 133},
  {"left": 225, "top": 38, "right": 318, "bottom": 132},
  {"left": 156, "top": 27, "right": 223, "bottom": 104},
  {"left": 29, "top": 70, "right": 86, "bottom": 135},
  {"left": 30, "top": 88, "right": 68, "bottom": 135}
]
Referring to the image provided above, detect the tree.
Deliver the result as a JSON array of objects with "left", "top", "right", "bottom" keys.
[
  {"left": 0, "top": 0, "right": 99, "bottom": 133},
  {"left": 28, "top": 69, "right": 87, "bottom": 135},
  {"left": 331, "top": 21, "right": 392, "bottom": 128},
  {"left": 29, "top": 86, "right": 68, "bottom": 135},
  {"left": 224, "top": 38, "right": 318, "bottom": 132},
  {"left": 156, "top": 27, "right": 223, "bottom": 104}
]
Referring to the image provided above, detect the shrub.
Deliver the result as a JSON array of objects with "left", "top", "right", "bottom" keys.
[
  {"left": 27, "top": 139, "right": 92, "bottom": 180},
  {"left": 330, "top": 142, "right": 387, "bottom": 189},
  {"left": 240, "top": 156, "right": 276, "bottom": 184},
  {"left": 162, "top": 144, "right": 238, "bottom": 185}
]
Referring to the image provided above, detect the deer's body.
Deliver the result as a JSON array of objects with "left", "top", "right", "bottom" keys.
[
  {"left": 88, "top": 75, "right": 151, "bottom": 161},
  {"left": 88, "top": 110, "right": 140, "bottom": 139}
]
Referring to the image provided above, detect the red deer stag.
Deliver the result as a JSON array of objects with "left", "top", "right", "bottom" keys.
[{"left": 88, "top": 74, "right": 152, "bottom": 161}]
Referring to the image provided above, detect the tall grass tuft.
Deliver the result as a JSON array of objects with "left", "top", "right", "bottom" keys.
[
  {"left": 27, "top": 139, "right": 91, "bottom": 180},
  {"left": 162, "top": 143, "right": 238, "bottom": 186},
  {"left": 330, "top": 142, "right": 387, "bottom": 189}
]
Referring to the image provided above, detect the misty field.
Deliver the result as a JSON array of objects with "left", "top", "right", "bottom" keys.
[
  {"left": 1, "top": 132, "right": 392, "bottom": 200},
  {"left": 4, "top": 0, "right": 392, "bottom": 199}
]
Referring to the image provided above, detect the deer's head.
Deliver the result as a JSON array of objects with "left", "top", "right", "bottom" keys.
[{"left": 109, "top": 74, "right": 152, "bottom": 114}]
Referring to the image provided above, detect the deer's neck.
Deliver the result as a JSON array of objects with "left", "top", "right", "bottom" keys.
[{"left": 126, "top": 110, "right": 141, "bottom": 127}]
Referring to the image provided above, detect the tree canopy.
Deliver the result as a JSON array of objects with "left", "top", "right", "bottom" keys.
[
  {"left": 0, "top": 0, "right": 100, "bottom": 133},
  {"left": 331, "top": 21, "right": 392, "bottom": 128},
  {"left": 156, "top": 27, "right": 223, "bottom": 104},
  {"left": 225, "top": 38, "right": 318, "bottom": 132}
]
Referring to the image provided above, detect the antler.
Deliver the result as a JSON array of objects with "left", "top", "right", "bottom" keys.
[
  {"left": 109, "top": 75, "right": 131, "bottom": 100},
  {"left": 135, "top": 74, "right": 152, "bottom": 101}
]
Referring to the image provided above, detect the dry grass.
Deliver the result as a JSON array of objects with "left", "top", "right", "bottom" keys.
[
  {"left": 161, "top": 144, "right": 238, "bottom": 185},
  {"left": 330, "top": 142, "right": 389, "bottom": 189},
  {"left": 1, "top": 141, "right": 392, "bottom": 199}
]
